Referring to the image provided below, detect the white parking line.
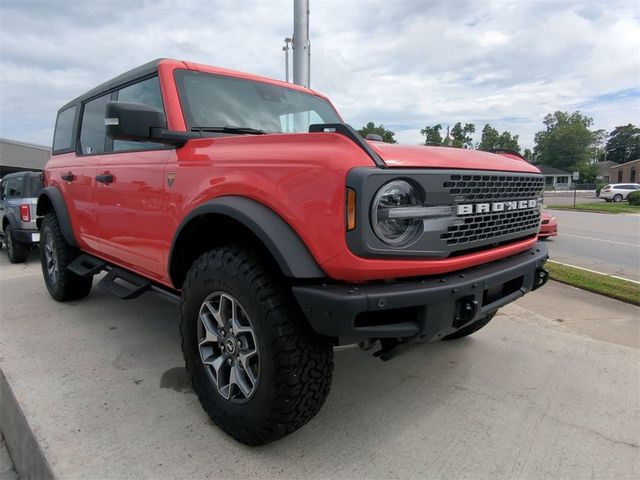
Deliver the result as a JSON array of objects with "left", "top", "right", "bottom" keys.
[
  {"left": 548, "top": 260, "right": 640, "bottom": 285},
  {"left": 560, "top": 233, "right": 639, "bottom": 247}
]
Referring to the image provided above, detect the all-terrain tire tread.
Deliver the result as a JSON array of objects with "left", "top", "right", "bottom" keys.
[
  {"left": 40, "top": 213, "right": 92, "bottom": 301},
  {"left": 180, "top": 245, "right": 334, "bottom": 446}
]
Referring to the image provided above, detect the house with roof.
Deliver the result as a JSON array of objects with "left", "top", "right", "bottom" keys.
[
  {"left": 536, "top": 165, "right": 573, "bottom": 189},
  {"left": 596, "top": 161, "right": 617, "bottom": 183}
]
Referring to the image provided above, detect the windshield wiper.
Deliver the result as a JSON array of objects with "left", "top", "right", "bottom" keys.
[{"left": 191, "top": 126, "right": 267, "bottom": 135}]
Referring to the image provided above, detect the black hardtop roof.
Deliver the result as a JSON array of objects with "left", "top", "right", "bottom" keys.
[{"left": 58, "top": 58, "right": 170, "bottom": 112}]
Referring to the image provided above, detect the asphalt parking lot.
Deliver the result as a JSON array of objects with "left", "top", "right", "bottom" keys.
[{"left": 1, "top": 251, "right": 638, "bottom": 479}]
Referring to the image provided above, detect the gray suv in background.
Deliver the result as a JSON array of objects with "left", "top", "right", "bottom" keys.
[{"left": 0, "top": 171, "right": 43, "bottom": 263}]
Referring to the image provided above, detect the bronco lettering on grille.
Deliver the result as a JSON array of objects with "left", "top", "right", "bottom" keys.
[{"left": 457, "top": 199, "right": 539, "bottom": 216}]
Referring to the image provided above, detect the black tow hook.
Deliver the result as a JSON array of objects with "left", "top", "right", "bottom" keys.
[{"left": 533, "top": 268, "right": 549, "bottom": 290}]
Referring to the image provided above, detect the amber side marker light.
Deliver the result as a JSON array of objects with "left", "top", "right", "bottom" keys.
[{"left": 346, "top": 188, "right": 357, "bottom": 231}]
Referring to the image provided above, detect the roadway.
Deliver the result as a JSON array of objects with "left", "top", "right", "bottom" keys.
[{"left": 544, "top": 209, "right": 640, "bottom": 282}]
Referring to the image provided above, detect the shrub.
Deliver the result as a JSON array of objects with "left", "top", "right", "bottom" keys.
[{"left": 628, "top": 190, "right": 640, "bottom": 205}]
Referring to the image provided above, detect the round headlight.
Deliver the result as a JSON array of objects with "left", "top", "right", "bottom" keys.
[{"left": 371, "top": 180, "right": 423, "bottom": 247}]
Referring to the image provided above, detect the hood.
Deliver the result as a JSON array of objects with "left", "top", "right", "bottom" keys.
[{"left": 367, "top": 142, "right": 541, "bottom": 174}]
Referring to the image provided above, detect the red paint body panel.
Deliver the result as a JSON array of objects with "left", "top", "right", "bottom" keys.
[
  {"left": 45, "top": 58, "right": 544, "bottom": 288},
  {"left": 369, "top": 142, "right": 540, "bottom": 173}
]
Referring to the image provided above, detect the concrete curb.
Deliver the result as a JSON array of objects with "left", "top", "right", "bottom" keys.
[{"left": 0, "top": 369, "right": 54, "bottom": 480}]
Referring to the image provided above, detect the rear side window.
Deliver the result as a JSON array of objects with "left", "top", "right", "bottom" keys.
[
  {"left": 52, "top": 106, "right": 77, "bottom": 153},
  {"left": 80, "top": 94, "right": 111, "bottom": 155},
  {"left": 6, "top": 177, "right": 23, "bottom": 197},
  {"left": 29, "top": 175, "right": 43, "bottom": 197},
  {"left": 113, "top": 76, "right": 165, "bottom": 152}
]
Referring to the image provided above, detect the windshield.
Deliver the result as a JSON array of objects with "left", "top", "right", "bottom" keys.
[{"left": 174, "top": 70, "right": 341, "bottom": 134}]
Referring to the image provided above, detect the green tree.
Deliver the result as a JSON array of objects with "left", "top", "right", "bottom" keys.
[
  {"left": 523, "top": 148, "right": 532, "bottom": 161},
  {"left": 420, "top": 124, "right": 444, "bottom": 145},
  {"left": 478, "top": 124, "right": 499, "bottom": 151},
  {"left": 497, "top": 131, "right": 521, "bottom": 152},
  {"left": 605, "top": 124, "right": 640, "bottom": 163},
  {"left": 357, "top": 122, "right": 397, "bottom": 143},
  {"left": 533, "top": 111, "right": 597, "bottom": 170},
  {"left": 478, "top": 123, "right": 521, "bottom": 152},
  {"left": 450, "top": 122, "right": 476, "bottom": 149}
]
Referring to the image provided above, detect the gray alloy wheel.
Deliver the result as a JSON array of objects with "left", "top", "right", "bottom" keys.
[
  {"left": 43, "top": 230, "right": 59, "bottom": 284},
  {"left": 197, "top": 291, "right": 259, "bottom": 403},
  {"left": 613, "top": 194, "right": 623, "bottom": 203}
]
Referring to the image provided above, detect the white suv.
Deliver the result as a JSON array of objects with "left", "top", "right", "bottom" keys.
[{"left": 600, "top": 183, "right": 640, "bottom": 202}]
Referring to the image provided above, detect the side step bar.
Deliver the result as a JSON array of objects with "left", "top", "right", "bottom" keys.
[
  {"left": 67, "top": 255, "right": 106, "bottom": 277},
  {"left": 66, "top": 254, "right": 180, "bottom": 304},
  {"left": 98, "top": 269, "right": 151, "bottom": 300}
]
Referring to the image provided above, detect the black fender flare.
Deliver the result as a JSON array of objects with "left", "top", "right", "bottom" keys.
[
  {"left": 2, "top": 211, "right": 20, "bottom": 231},
  {"left": 36, "top": 187, "right": 78, "bottom": 247},
  {"left": 169, "top": 196, "right": 326, "bottom": 282}
]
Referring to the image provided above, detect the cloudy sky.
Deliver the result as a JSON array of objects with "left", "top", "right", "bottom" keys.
[{"left": 1, "top": 0, "right": 639, "bottom": 150}]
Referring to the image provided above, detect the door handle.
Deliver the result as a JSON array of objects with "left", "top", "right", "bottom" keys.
[
  {"left": 96, "top": 173, "right": 114, "bottom": 184},
  {"left": 61, "top": 172, "right": 75, "bottom": 182}
]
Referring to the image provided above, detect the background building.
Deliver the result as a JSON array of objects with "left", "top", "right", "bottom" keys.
[
  {"left": 537, "top": 165, "right": 572, "bottom": 189},
  {"left": 0, "top": 138, "right": 50, "bottom": 177},
  {"left": 609, "top": 159, "right": 639, "bottom": 184}
]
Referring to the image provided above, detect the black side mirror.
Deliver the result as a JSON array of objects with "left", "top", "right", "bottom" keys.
[{"left": 105, "top": 101, "right": 197, "bottom": 147}]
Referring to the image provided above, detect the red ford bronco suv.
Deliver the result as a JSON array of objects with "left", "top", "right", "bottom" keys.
[{"left": 39, "top": 59, "right": 548, "bottom": 445}]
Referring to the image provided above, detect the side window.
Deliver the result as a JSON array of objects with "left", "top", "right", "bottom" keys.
[
  {"left": 52, "top": 106, "right": 77, "bottom": 153},
  {"left": 6, "top": 178, "right": 23, "bottom": 197},
  {"left": 113, "top": 76, "right": 165, "bottom": 152},
  {"left": 80, "top": 94, "right": 111, "bottom": 155}
]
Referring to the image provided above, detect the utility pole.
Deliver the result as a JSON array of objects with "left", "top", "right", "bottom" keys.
[
  {"left": 282, "top": 37, "right": 292, "bottom": 82},
  {"left": 292, "top": 0, "right": 310, "bottom": 88}
]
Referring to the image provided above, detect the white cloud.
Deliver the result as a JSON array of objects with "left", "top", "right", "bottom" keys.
[{"left": 0, "top": 0, "right": 639, "bottom": 151}]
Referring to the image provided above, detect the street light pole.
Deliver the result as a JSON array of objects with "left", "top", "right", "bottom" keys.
[
  {"left": 292, "top": 0, "right": 310, "bottom": 88},
  {"left": 282, "top": 37, "right": 292, "bottom": 83}
]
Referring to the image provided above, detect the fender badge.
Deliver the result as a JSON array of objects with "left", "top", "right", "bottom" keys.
[{"left": 166, "top": 172, "right": 176, "bottom": 188}]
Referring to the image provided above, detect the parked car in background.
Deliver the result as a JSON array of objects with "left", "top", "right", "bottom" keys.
[
  {"left": 539, "top": 211, "right": 557, "bottom": 239},
  {"left": 599, "top": 183, "right": 640, "bottom": 202},
  {"left": 0, "top": 171, "right": 43, "bottom": 262}
]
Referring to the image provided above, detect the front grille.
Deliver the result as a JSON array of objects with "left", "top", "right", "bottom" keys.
[
  {"left": 443, "top": 174, "right": 544, "bottom": 203},
  {"left": 441, "top": 209, "right": 541, "bottom": 246}
]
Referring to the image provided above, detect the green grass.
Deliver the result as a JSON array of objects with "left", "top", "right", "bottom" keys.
[
  {"left": 546, "top": 202, "right": 640, "bottom": 214},
  {"left": 546, "top": 261, "right": 640, "bottom": 306}
]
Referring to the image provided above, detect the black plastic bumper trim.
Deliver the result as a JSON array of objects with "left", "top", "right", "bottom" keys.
[{"left": 293, "top": 243, "right": 548, "bottom": 343}]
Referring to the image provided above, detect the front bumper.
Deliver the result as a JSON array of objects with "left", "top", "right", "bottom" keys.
[{"left": 293, "top": 243, "right": 548, "bottom": 343}]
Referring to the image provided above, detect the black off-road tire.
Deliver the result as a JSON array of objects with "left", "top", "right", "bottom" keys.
[
  {"left": 5, "top": 225, "right": 29, "bottom": 263},
  {"left": 40, "top": 213, "right": 92, "bottom": 301},
  {"left": 442, "top": 312, "right": 497, "bottom": 340},
  {"left": 181, "top": 246, "right": 334, "bottom": 446}
]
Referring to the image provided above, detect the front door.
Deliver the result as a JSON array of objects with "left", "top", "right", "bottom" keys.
[{"left": 93, "top": 76, "right": 172, "bottom": 282}]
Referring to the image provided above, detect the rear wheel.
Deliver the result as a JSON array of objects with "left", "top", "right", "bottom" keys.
[
  {"left": 442, "top": 312, "right": 497, "bottom": 340},
  {"left": 5, "top": 225, "right": 29, "bottom": 263},
  {"left": 181, "top": 245, "right": 334, "bottom": 446},
  {"left": 40, "top": 213, "right": 92, "bottom": 301},
  {"left": 613, "top": 194, "right": 623, "bottom": 203}
]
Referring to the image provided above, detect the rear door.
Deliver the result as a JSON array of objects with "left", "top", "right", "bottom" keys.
[
  {"left": 49, "top": 104, "right": 101, "bottom": 250},
  {"left": 93, "top": 76, "right": 174, "bottom": 282}
]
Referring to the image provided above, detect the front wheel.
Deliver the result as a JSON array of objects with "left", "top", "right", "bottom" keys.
[
  {"left": 5, "top": 225, "right": 29, "bottom": 263},
  {"left": 181, "top": 246, "right": 334, "bottom": 446},
  {"left": 442, "top": 312, "right": 497, "bottom": 340},
  {"left": 613, "top": 194, "right": 623, "bottom": 203},
  {"left": 40, "top": 213, "right": 93, "bottom": 301}
]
